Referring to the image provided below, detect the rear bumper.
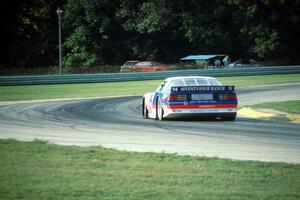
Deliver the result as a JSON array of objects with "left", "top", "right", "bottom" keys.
[{"left": 163, "top": 108, "right": 236, "bottom": 119}]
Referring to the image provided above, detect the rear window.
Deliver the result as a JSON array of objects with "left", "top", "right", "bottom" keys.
[
  {"left": 160, "top": 77, "right": 222, "bottom": 93},
  {"left": 208, "top": 78, "right": 222, "bottom": 86},
  {"left": 125, "top": 61, "right": 138, "bottom": 66},
  {"left": 170, "top": 78, "right": 220, "bottom": 87}
]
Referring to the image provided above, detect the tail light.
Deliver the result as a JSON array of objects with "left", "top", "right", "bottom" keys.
[
  {"left": 218, "top": 93, "right": 237, "bottom": 100},
  {"left": 168, "top": 94, "right": 188, "bottom": 102}
]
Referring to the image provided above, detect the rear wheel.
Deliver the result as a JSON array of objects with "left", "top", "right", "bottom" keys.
[
  {"left": 156, "top": 98, "right": 164, "bottom": 121},
  {"left": 222, "top": 113, "right": 236, "bottom": 121},
  {"left": 142, "top": 99, "right": 148, "bottom": 118}
]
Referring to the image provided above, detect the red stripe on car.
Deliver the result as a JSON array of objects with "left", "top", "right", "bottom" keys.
[{"left": 164, "top": 104, "right": 237, "bottom": 109}]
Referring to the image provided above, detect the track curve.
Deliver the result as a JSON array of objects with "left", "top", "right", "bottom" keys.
[{"left": 0, "top": 83, "right": 300, "bottom": 163}]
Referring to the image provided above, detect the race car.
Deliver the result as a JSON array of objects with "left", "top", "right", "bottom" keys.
[
  {"left": 142, "top": 76, "right": 238, "bottom": 120},
  {"left": 130, "top": 61, "right": 171, "bottom": 72}
]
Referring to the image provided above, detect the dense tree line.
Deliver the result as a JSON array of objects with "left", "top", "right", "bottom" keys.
[
  {"left": 0, "top": 0, "right": 299, "bottom": 71},
  {"left": 0, "top": 0, "right": 66, "bottom": 69}
]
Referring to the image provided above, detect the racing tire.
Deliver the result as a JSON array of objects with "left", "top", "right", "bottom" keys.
[
  {"left": 222, "top": 113, "right": 236, "bottom": 121},
  {"left": 142, "top": 99, "right": 148, "bottom": 118},
  {"left": 156, "top": 98, "right": 164, "bottom": 121}
]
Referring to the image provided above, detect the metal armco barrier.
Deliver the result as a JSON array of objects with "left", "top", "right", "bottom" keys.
[{"left": 0, "top": 66, "right": 300, "bottom": 86}]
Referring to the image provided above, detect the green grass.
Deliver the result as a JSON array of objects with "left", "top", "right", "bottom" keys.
[
  {"left": 219, "top": 73, "right": 300, "bottom": 87},
  {"left": 0, "top": 79, "right": 162, "bottom": 101},
  {"left": 0, "top": 139, "right": 300, "bottom": 200},
  {"left": 0, "top": 74, "right": 299, "bottom": 101},
  {"left": 251, "top": 100, "right": 300, "bottom": 114}
]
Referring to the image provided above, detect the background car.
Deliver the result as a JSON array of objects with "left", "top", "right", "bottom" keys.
[
  {"left": 142, "top": 76, "right": 238, "bottom": 121},
  {"left": 130, "top": 61, "right": 171, "bottom": 72},
  {"left": 120, "top": 60, "right": 139, "bottom": 72},
  {"left": 229, "top": 59, "right": 260, "bottom": 67}
]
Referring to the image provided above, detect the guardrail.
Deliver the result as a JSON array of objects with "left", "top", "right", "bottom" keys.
[{"left": 0, "top": 66, "right": 300, "bottom": 86}]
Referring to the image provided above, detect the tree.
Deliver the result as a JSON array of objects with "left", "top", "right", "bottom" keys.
[
  {"left": 1, "top": 0, "right": 299, "bottom": 71},
  {"left": 116, "top": 0, "right": 190, "bottom": 62},
  {"left": 62, "top": 0, "right": 125, "bottom": 69},
  {"left": 0, "top": 0, "right": 66, "bottom": 68},
  {"left": 227, "top": 0, "right": 300, "bottom": 61}
]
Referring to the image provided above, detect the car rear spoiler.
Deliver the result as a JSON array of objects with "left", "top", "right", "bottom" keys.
[{"left": 171, "top": 86, "right": 235, "bottom": 94}]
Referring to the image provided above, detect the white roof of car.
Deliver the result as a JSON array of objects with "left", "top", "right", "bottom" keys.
[
  {"left": 165, "top": 76, "right": 216, "bottom": 81},
  {"left": 163, "top": 76, "right": 222, "bottom": 87}
]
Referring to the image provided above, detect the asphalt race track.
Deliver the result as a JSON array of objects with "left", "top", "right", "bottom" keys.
[{"left": 0, "top": 83, "right": 300, "bottom": 163}]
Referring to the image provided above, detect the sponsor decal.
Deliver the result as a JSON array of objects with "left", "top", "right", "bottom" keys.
[
  {"left": 166, "top": 108, "right": 236, "bottom": 114},
  {"left": 171, "top": 86, "right": 235, "bottom": 93},
  {"left": 166, "top": 104, "right": 237, "bottom": 109}
]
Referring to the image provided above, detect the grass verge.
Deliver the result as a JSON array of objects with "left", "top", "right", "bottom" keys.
[
  {"left": 250, "top": 100, "right": 300, "bottom": 114},
  {"left": 1, "top": 139, "right": 300, "bottom": 200},
  {"left": 0, "top": 74, "right": 299, "bottom": 101}
]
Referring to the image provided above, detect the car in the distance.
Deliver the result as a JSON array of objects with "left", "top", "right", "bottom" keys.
[
  {"left": 142, "top": 76, "right": 238, "bottom": 121},
  {"left": 120, "top": 60, "right": 139, "bottom": 72},
  {"left": 229, "top": 59, "right": 260, "bottom": 67},
  {"left": 130, "top": 61, "right": 171, "bottom": 72}
]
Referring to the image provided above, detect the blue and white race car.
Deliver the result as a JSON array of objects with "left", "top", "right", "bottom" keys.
[{"left": 142, "top": 76, "right": 238, "bottom": 120}]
